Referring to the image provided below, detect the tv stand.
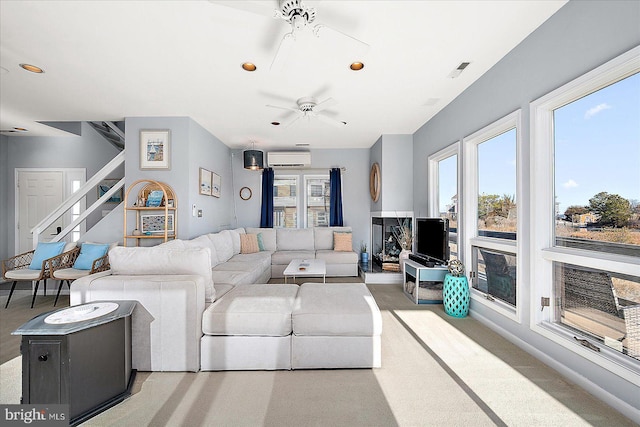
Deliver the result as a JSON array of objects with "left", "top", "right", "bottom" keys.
[{"left": 403, "top": 259, "right": 448, "bottom": 304}]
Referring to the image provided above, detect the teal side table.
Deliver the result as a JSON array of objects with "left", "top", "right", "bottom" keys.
[{"left": 443, "top": 274, "right": 470, "bottom": 317}]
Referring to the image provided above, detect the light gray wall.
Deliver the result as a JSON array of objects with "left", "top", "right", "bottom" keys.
[
  {"left": 3, "top": 122, "right": 121, "bottom": 257},
  {"left": 232, "top": 148, "right": 371, "bottom": 251},
  {"left": 381, "top": 135, "right": 413, "bottom": 212},
  {"left": 412, "top": 0, "right": 640, "bottom": 414},
  {"left": 369, "top": 136, "right": 383, "bottom": 212},
  {"left": 0, "top": 135, "right": 8, "bottom": 261}
]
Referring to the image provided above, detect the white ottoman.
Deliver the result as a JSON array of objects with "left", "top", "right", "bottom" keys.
[
  {"left": 291, "top": 283, "right": 382, "bottom": 369},
  {"left": 200, "top": 284, "right": 299, "bottom": 371}
]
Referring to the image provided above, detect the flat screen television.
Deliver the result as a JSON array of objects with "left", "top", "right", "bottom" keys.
[{"left": 414, "top": 218, "right": 450, "bottom": 265}]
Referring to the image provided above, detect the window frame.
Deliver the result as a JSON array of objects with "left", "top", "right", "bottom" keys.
[
  {"left": 303, "top": 174, "right": 330, "bottom": 228},
  {"left": 273, "top": 174, "right": 299, "bottom": 228},
  {"left": 530, "top": 45, "right": 640, "bottom": 379},
  {"left": 462, "top": 110, "right": 523, "bottom": 322}
]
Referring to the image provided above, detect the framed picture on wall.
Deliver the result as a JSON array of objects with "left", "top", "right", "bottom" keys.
[
  {"left": 141, "top": 213, "right": 175, "bottom": 234},
  {"left": 199, "top": 168, "right": 212, "bottom": 195},
  {"left": 140, "top": 130, "right": 170, "bottom": 170},
  {"left": 212, "top": 172, "right": 221, "bottom": 198}
]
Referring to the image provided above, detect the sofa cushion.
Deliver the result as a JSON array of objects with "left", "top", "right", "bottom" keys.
[
  {"left": 271, "top": 250, "right": 316, "bottom": 265},
  {"left": 202, "top": 284, "right": 299, "bottom": 336},
  {"left": 313, "top": 227, "right": 352, "bottom": 250},
  {"left": 315, "top": 249, "right": 358, "bottom": 264},
  {"left": 211, "top": 270, "right": 252, "bottom": 286},
  {"left": 293, "top": 283, "right": 382, "bottom": 336},
  {"left": 246, "top": 227, "right": 276, "bottom": 252},
  {"left": 157, "top": 239, "right": 185, "bottom": 249},
  {"left": 240, "top": 234, "right": 260, "bottom": 254},
  {"left": 228, "top": 228, "right": 245, "bottom": 255},
  {"left": 208, "top": 230, "right": 234, "bottom": 263},
  {"left": 213, "top": 261, "right": 262, "bottom": 284},
  {"left": 333, "top": 232, "right": 353, "bottom": 251},
  {"left": 229, "top": 252, "right": 272, "bottom": 271},
  {"left": 183, "top": 235, "right": 220, "bottom": 267},
  {"left": 276, "top": 228, "right": 314, "bottom": 251},
  {"left": 108, "top": 246, "right": 215, "bottom": 302}
]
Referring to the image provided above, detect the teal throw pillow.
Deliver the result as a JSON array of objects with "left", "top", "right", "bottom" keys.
[
  {"left": 29, "top": 241, "right": 66, "bottom": 270},
  {"left": 257, "top": 233, "right": 265, "bottom": 251},
  {"left": 73, "top": 243, "right": 110, "bottom": 270}
]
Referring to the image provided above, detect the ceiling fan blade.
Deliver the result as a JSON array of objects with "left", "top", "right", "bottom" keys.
[
  {"left": 316, "top": 113, "right": 346, "bottom": 128},
  {"left": 270, "top": 32, "right": 295, "bottom": 72},
  {"left": 313, "top": 97, "right": 337, "bottom": 112},
  {"left": 282, "top": 111, "right": 304, "bottom": 128},
  {"left": 266, "top": 103, "right": 298, "bottom": 112},
  {"left": 314, "top": 24, "right": 369, "bottom": 54}
]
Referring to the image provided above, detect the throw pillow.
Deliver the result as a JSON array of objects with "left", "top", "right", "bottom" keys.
[
  {"left": 73, "top": 243, "right": 110, "bottom": 270},
  {"left": 29, "top": 241, "right": 66, "bottom": 270},
  {"left": 257, "top": 233, "right": 265, "bottom": 251},
  {"left": 240, "top": 234, "right": 260, "bottom": 254},
  {"left": 333, "top": 232, "right": 353, "bottom": 252}
]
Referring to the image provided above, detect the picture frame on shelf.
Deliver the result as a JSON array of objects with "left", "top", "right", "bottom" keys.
[
  {"left": 97, "top": 179, "right": 124, "bottom": 203},
  {"left": 140, "top": 130, "right": 170, "bottom": 170},
  {"left": 212, "top": 172, "right": 221, "bottom": 198},
  {"left": 141, "top": 213, "right": 174, "bottom": 234},
  {"left": 199, "top": 168, "right": 212, "bottom": 196}
]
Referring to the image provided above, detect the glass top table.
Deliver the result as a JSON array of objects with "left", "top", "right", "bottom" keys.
[{"left": 283, "top": 259, "right": 326, "bottom": 284}]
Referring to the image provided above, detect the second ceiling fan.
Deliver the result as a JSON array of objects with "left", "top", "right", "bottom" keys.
[{"left": 267, "top": 96, "right": 346, "bottom": 128}]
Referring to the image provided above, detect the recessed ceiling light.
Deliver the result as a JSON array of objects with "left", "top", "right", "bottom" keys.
[
  {"left": 350, "top": 62, "right": 364, "bottom": 71},
  {"left": 20, "top": 63, "right": 44, "bottom": 73},
  {"left": 242, "top": 62, "right": 257, "bottom": 72},
  {"left": 295, "top": 143, "right": 309, "bottom": 147},
  {"left": 271, "top": 122, "right": 280, "bottom": 126},
  {"left": 14, "top": 127, "right": 28, "bottom": 132}
]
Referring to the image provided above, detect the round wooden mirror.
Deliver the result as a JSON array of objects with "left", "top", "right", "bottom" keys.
[{"left": 369, "top": 163, "right": 381, "bottom": 202}]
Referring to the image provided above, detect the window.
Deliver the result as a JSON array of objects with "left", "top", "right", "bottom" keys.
[
  {"left": 305, "top": 176, "right": 330, "bottom": 227},
  {"left": 531, "top": 46, "right": 639, "bottom": 370},
  {"left": 428, "top": 144, "right": 459, "bottom": 259},
  {"left": 274, "top": 174, "right": 331, "bottom": 228},
  {"left": 463, "top": 110, "right": 521, "bottom": 314},
  {"left": 274, "top": 176, "right": 298, "bottom": 228}
]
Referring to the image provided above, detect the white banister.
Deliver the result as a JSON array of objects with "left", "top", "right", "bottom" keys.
[{"left": 31, "top": 150, "right": 125, "bottom": 247}]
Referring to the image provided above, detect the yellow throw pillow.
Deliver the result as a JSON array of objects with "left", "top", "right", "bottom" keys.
[
  {"left": 333, "top": 232, "right": 352, "bottom": 252},
  {"left": 240, "top": 234, "right": 260, "bottom": 254}
]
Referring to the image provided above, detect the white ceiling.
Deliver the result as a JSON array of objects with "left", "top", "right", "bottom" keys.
[{"left": 0, "top": 0, "right": 566, "bottom": 149}]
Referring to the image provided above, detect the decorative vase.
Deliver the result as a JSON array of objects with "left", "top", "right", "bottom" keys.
[
  {"left": 361, "top": 252, "right": 369, "bottom": 264},
  {"left": 132, "top": 229, "right": 141, "bottom": 236},
  {"left": 399, "top": 249, "right": 411, "bottom": 274},
  {"left": 443, "top": 273, "right": 470, "bottom": 318}
]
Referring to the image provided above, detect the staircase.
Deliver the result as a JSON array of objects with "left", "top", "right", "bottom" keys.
[
  {"left": 31, "top": 121, "right": 126, "bottom": 247},
  {"left": 88, "top": 121, "right": 125, "bottom": 151}
]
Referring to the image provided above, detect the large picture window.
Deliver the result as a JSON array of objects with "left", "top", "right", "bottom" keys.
[
  {"left": 531, "top": 46, "right": 639, "bottom": 370},
  {"left": 428, "top": 144, "right": 459, "bottom": 260},
  {"left": 463, "top": 111, "right": 521, "bottom": 314},
  {"left": 274, "top": 174, "right": 330, "bottom": 228}
]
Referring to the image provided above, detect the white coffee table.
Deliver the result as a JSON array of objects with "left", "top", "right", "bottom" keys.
[{"left": 283, "top": 259, "right": 326, "bottom": 284}]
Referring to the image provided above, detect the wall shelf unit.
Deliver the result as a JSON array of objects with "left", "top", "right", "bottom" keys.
[{"left": 123, "top": 179, "right": 177, "bottom": 246}]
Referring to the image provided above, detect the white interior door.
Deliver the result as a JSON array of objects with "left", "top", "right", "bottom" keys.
[{"left": 18, "top": 171, "right": 64, "bottom": 253}]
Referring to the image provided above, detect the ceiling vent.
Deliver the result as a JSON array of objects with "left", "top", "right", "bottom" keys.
[{"left": 267, "top": 151, "right": 311, "bottom": 169}]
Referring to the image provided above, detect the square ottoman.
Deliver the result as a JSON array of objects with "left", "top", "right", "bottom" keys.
[
  {"left": 291, "top": 283, "right": 382, "bottom": 369},
  {"left": 200, "top": 284, "right": 299, "bottom": 371}
]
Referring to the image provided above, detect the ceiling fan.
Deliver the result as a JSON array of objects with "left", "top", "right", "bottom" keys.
[
  {"left": 267, "top": 96, "right": 346, "bottom": 128},
  {"left": 212, "top": 0, "right": 369, "bottom": 71}
]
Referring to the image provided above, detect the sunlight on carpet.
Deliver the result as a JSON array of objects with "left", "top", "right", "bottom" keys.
[{"left": 396, "top": 310, "right": 598, "bottom": 426}]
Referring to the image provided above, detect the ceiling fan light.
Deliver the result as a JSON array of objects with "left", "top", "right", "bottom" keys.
[
  {"left": 350, "top": 62, "right": 364, "bottom": 71},
  {"left": 241, "top": 62, "right": 257, "bottom": 72},
  {"left": 243, "top": 149, "right": 264, "bottom": 170}
]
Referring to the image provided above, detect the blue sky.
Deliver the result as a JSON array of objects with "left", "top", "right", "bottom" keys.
[{"left": 438, "top": 72, "right": 639, "bottom": 215}]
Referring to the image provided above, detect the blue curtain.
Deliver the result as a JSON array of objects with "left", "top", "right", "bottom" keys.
[
  {"left": 329, "top": 168, "right": 344, "bottom": 226},
  {"left": 260, "top": 167, "right": 274, "bottom": 228}
]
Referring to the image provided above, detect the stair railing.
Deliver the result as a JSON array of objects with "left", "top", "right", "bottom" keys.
[{"left": 31, "top": 150, "right": 125, "bottom": 248}]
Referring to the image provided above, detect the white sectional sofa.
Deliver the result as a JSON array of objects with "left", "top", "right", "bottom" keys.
[{"left": 70, "top": 226, "right": 378, "bottom": 372}]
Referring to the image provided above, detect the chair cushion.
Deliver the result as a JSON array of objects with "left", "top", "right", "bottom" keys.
[
  {"left": 202, "top": 284, "right": 299, "bottom": 336},
  {"left": 73, "top": 243, "right": 109, "bottom": 270},
  {"left": 52, "top": 268, "right": 90, "bottom": 281},
  {"left": 29, "top": 241, "right": 66, "bottom": 270},
  {"left": 5, "top": 269, "right": 43, "bottom": 280}
]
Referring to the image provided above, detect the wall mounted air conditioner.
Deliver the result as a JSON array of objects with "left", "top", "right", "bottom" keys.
[{"left": 267, "top": 151, "right": 311, "bottom": 169}]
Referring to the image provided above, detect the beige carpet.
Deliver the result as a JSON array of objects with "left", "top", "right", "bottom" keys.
[{"left": 1, "top": 284, "right": 635, "bottom": 426}]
